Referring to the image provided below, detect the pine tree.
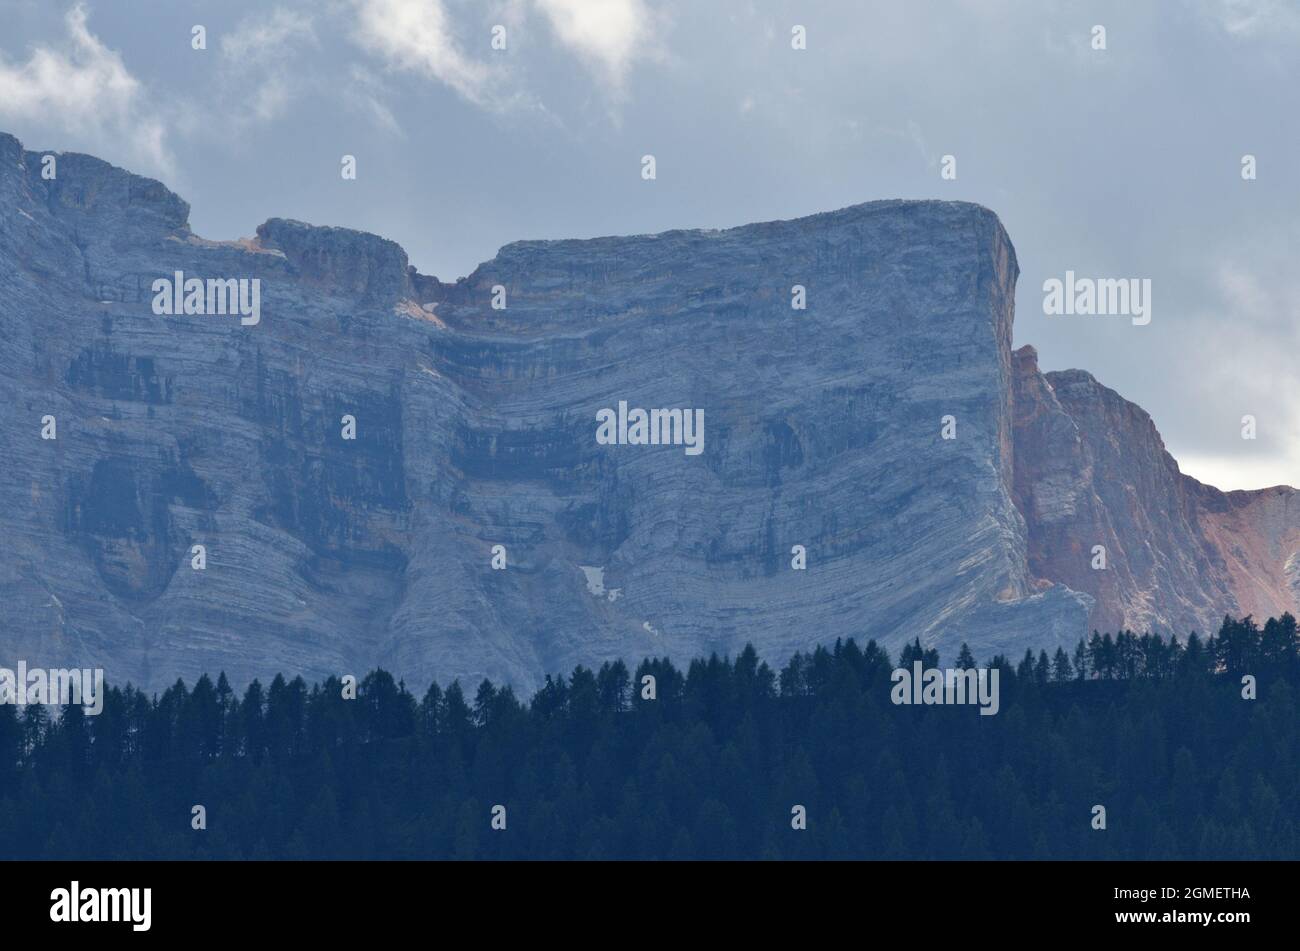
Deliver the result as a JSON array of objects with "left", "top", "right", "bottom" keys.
[
  {"left": 1051, "top": 646, "right": 1073, "bottom": 682},
  {"left": 472, "top": 679, "right": 498, "bottom": 727},
  {"left": 0, "top": 613, "right": 1295, "bottom": 861},
  {"left": 596, "top": 660, "right": 630, "bottom": 713},
  {"left": 1073, "top": 638, "right": 1089, "bottom": 680}
]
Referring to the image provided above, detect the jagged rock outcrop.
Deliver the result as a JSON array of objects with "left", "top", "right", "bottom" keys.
[
  {"left": 0, "top": 131, "right": 1294, "bottom": 692},
  {"left": 1012, "top": 345, "right": 1300, "bottom": 637}
]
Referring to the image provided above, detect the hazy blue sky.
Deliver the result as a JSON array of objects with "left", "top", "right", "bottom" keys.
[{"left": 2, "top": 0, "right": 1297, "bottom": 489}]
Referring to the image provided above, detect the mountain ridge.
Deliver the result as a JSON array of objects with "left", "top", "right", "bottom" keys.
[
  {"left": 1011, "top": 343, "right": 1300, "bottom": 638},
  {"left": 1, "top": 130, "right": 1296, "bottom": 691}
]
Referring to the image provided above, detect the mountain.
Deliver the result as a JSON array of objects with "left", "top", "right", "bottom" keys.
[
  {"left": 0, "top": 132, "right": 1295, "bottom": 692},
  {"left": 1012, "top": 345, "right": 1300, "bottom": 639}
]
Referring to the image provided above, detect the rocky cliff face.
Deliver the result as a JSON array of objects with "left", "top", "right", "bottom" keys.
[
  {"left": 1011, "top": 345, "right": 1300, "bottom": 637},
  {"left": 0, "top": 132, "right": 1295, "bottom": 691}
]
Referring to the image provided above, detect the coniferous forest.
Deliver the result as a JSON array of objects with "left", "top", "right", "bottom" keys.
[{"left": 1, "top": 614, "right": 1296, "bottom": 860}]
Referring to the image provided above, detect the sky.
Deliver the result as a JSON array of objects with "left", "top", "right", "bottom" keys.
[{"left": 1, "top": 0, "right": 1297, "bottom": 490}]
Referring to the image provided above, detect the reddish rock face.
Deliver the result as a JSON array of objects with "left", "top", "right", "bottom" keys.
[{"left": 1011, "top": 344, "right": 1300, "bottom": 638}]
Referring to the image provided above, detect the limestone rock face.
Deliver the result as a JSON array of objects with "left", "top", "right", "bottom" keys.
[
  {"left": 0, "top": 132, "right": 1291, "bottom": 692},
  {"left": 1011, "top": 345, "right": 1300, "bottom": 638}
]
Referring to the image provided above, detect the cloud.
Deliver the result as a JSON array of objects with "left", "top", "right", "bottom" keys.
[
  {"left": 349, "top": 0, "right": 493, "bottom": 105},
  {"left": 343, "top": 65, "right": 404, "bottom": 136},
  {"left": 1175, "top": 246, "right": 1300, "bottom": 490},
  {"left": 0, "top": 3, "right": 171, "bottom": 173},
  {"left": 1177, "top": 452, "right": 1300, "bottom": 492},
  {"left": 533, "top": 0, "right": 658, "bottom": 89},
  {"left": 343, "top": 0, "right": 661, "bottom": 114},
  {"left": 221, "top": 8, "right": 316, "bottom": 64},
  {"left": 1204, "top": 0, "right": 1300, "bottom": 37},
  {"left": 219, "top": 8, "right": 319, "bottom": 123}
]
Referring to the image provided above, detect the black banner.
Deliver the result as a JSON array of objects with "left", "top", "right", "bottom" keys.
[{"left": 2, "top": 859, "right": 1278, "bottom": 937}]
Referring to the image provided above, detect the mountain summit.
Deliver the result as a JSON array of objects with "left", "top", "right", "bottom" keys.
[{"left": 1, "top": 132, "right": 1295, "bottom": 691}]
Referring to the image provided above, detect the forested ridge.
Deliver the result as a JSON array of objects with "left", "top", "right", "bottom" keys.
[{"left": 1, "top": 615, "right": 1297, "bottom": 860}]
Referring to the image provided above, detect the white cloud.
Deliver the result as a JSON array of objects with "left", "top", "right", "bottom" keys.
[
  {"left": 1174, "top": 247, "right": 1300, "bottom": 491},
  {"left": 219, "top": 8, "right": 319, "bottom": 123},
  {"left": 222, "top": 8, "right": 316, "bottom": 64},
  {"left": 0, "top": 3, "right": 171, "bottom": 173},
  {"left": 1177, "top": 452, "right": 1300, "bottom": 492},
  {"left": 350, "top": 0, "right": 493, "bottom": 104},
  {"left": 343, "top": 0, "right": 660, "bottom": 113},
  {"left": 344, "top": 65, "right": 405, "bottom": 136},
  {"left": 1205, "top": 0, "right": 1300, "bottom": 37},
  {"left": 533, "top": 0, "right": 657, "bottom": 88}
]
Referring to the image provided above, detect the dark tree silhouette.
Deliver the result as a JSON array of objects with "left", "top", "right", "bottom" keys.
[{"left": 0, "top": 614, "right": 1296, "bottom": 860}]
